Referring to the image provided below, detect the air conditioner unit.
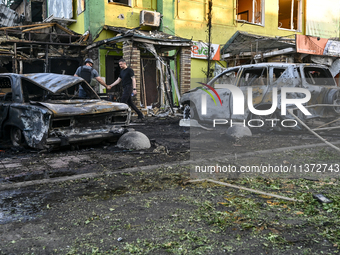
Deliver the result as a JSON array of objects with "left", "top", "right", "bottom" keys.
[{"left": 140, "top": 10, "right": 161, "bottom": 27}]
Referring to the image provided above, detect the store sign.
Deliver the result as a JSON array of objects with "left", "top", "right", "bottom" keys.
[
  {"left": 191, "top": 41, "right": 220, "bottom": 60},
  {"left": 296, "top": 34, "right": 340, "bottom": 57}
]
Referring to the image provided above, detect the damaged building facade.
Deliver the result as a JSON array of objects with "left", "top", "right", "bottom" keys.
[
  {"left": 65, "top": 0, "right": 193, "bottom": 112},
  {"left": 0, "top": 1, "right": 86, "bottom": 76},
  {"left": 158, "top": 0, "right": 340, "bottom": 89},
  {"left": 2, "top": 0, "right": 340, "bottom": 111},
  {"left": 220, "top": 32, "right": 340, "bottom": 86},
  {"left": 214, "top": 0, "right": 340, "bottom": 85}
]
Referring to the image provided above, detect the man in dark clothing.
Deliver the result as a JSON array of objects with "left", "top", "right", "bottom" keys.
[
  {"left": 109, "top": 59, "right": 144, "bottom": 119},
  {"left": 74, "top": 58, "right": 109, "bottom": 98}
]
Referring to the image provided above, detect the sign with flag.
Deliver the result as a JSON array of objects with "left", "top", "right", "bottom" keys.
[{"left": 191, "top": 41, "right": 220, "bottom": 60}]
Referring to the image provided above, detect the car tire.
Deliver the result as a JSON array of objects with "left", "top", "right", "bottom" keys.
[
  {"left": 248, "top": 111, "right": 281, "bottom": 133},
  {"left": 10, "top": 127, "right": 26, "bottom": 147},
  {"left": 183, "top": 103, "right": 199, "bottom": 121},
  {"left": 324, "top": 89, "right": 340, "bottom": 114}
]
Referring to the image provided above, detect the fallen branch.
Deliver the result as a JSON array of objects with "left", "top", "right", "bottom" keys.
[
  {"left": 314, "top": 117, "right": 340, "bottom": 129},
  {"left": 187, "top": 179, "right": 304, "bottom": 202},
  {"left": 288, "top": 109, "right": 340, "bottom": 153}
]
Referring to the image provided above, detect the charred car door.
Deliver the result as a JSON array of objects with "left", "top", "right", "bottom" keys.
[
  {"left": 299, "top": 66, "right": 340, "bottom": 117},
  {"left": 237, "top": 66, "right": 269, "bottom": 118},
  {"left": 207, "top": 67, "right": 241, "bottom": 120}
]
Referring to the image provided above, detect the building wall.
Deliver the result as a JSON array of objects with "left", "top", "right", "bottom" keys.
[
  {"left": 68, "top": 0, "right": 308, "bottom": 94},
  {"left": 70, "top": 0, "right": 157, "bottom": 37},
  {"left": 105, "top": 0, "right": 156, "bottom": 29},
  {"left": 160, "top": 0, "right": 306, "bottom": 88},
  {"left": 69, "top": 0, "right": 85, "bottom": 34},
  {"left": 69, "top": 0, "right": 157, "bottom": 79}
]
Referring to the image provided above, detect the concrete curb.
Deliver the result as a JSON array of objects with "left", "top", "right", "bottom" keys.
[{"left": 1, "top": 140, "right": 339, "bottom": 191}]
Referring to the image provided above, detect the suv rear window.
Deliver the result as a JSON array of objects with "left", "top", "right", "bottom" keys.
[{"left": 303, "top": 67, "right": 336, "bottom": 86}]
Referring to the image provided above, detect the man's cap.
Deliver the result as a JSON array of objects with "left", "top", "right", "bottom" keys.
[{"left": 85, "top": 58, "right": 94, "bottom": 65}]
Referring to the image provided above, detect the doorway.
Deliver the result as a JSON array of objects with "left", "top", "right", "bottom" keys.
[
  {"left": 105, "top": 55, "right": 122, "bottom": 101},
  {"left": 141, "top": 58, "right": 158, "bottom": 107}
]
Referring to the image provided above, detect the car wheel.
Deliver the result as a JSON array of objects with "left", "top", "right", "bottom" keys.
[
  {"left": 248, "top": 111, "right": 280, "bottom": 133},
  {"left": 326, "top": 89, "right": 340, "bottom": 114},
  {"left": 10, "top": 127, "right": 26, "bottom": 147},
  {"left": 183, "top": 103, "right": 198, "bottom": 120}
]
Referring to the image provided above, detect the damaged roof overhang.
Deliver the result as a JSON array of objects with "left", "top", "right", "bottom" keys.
[
  {"left": 0, "top": 23, "right": 88, "bottom": 47},
  {"left": 86, "top": 26, "right": 192, "bottom": 51},
  {"left": 21, "top": 73, "right": 83, "bottom": 93},
  {"left": 221, "top": 31, "right": 296, "bottom": 59}
]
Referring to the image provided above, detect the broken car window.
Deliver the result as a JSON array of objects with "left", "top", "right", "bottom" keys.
[
  {"left": 21, "top": 79, "right": 98, "bottom": 102},
  {"left": 73, "top": 81, "right": 99, "bottom": 99},
  {"left": 303, "top": 67, "right": 336, "bottom": 86},
  {"left": 210, "top": 68, "right": 240, "bottom": 88},
  {"left": 271, "top": 67, "right": 289, "bottom": 85},
  {"left": 0, "top": 77, "right": 12, "bottom": 101},
  {"left": 22, "top": 79, "right": 47, "bottom": 102},
  {"left": 272, "top": 68, "right": 287, "bottom": 83},
  {"left": 239, "top": 67, "right": 268, "bottom": 86}
]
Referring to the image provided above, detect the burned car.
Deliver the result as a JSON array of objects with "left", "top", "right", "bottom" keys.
[
  {"left": 0, "top": 73, "right": 131, "bottom": 149},
  {"left": 181, "top": 63, "right": 340, "bottom": 130}
]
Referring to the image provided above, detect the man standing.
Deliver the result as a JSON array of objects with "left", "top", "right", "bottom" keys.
[
  {"left": 74, "top": 58, "right": 110, "bottom": 98},
  {"left": 109, "top": 59, "right": 144, "bottom": 120}
]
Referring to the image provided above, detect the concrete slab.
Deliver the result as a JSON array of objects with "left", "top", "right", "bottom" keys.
[
  {"left": 226, "top": 126, "right": 252, "bottom": 138},
  {"left": 117, "top": 131, "right": 151, "bottom": 150}
]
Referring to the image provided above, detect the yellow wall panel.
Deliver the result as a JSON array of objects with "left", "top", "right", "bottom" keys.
[
  {"left": 212, "top": 5, "right": 234, "bottom": 25},
  {"left": 105, "top": 4, "right": 140, "bottom": 28},
  {"left": 177, "top": 0, "right": 206, "bottom": 22},
  {"left": 135, "top": 0, "right": 152, "bottom": 9},
  {"left": 68, "top": 0, "right": 85, "bottom": 34},
  {"left": 213, "top": 0, "right": 231, "bottom": 6},
  {"left": 104, "top": 0, "right": 155, "bottom": 28}
]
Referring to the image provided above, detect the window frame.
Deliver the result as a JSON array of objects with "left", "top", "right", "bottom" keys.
[
  {"left": 108, "top": 0, "right": 132, "bottom": 7},
  {"left": 209, "top": 67, "right": 241, "bottom": 89},
  {"left": 236, "top": 0, "right": 265, "bottom": 26},
  {"left": 238, "top": 67, "right": 268, "bottom": 87},
  {"left": 278, "top": 0, "right": 302, "bottom": 31}
]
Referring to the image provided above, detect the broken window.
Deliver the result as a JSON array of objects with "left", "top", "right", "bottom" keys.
[
  {"left": 272, "top": 68, "right": 287, "bottom": 83},
  {"left": 237, "top": 0, "right": 263, "bottom": 25},
  {"left": 278, "top": 0, "right": 301, "bottom": 30},
  {"left": 22, "top": 79, "right": 46, "bottom": 102},
  {"left": 211, "top": 68, "right": 240, "bottom": 88},
  {"left": 302, "top": 67, "right": 336, "bottom": 86},
  {"left": 48, "top": 0, "right": 73, "bottom": 19},
  {"left": 31, "top": 1, "right": 43, "bottom": 22},
  {"left": 77, "top": 0, "right": 85, "bottom": 15},
  {"left": 108, "top": 0, "right": 131, "bottom": 6},
  {"left": 21, "top": 79, "right": 98, "bottom": 102},
  {"left": 239, "top": 67, "right": 268, "bottom": 86},
  {"left": 0, "top": 77, "right": 12, "bottom": 101}
]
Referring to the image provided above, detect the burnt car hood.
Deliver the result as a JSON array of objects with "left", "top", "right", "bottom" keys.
[
  {"left": 34, "top": 100, "right": 129, "bottom": 117},
  {"left": 23, "top": 73, "right": 83, "bottom": 93}
]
